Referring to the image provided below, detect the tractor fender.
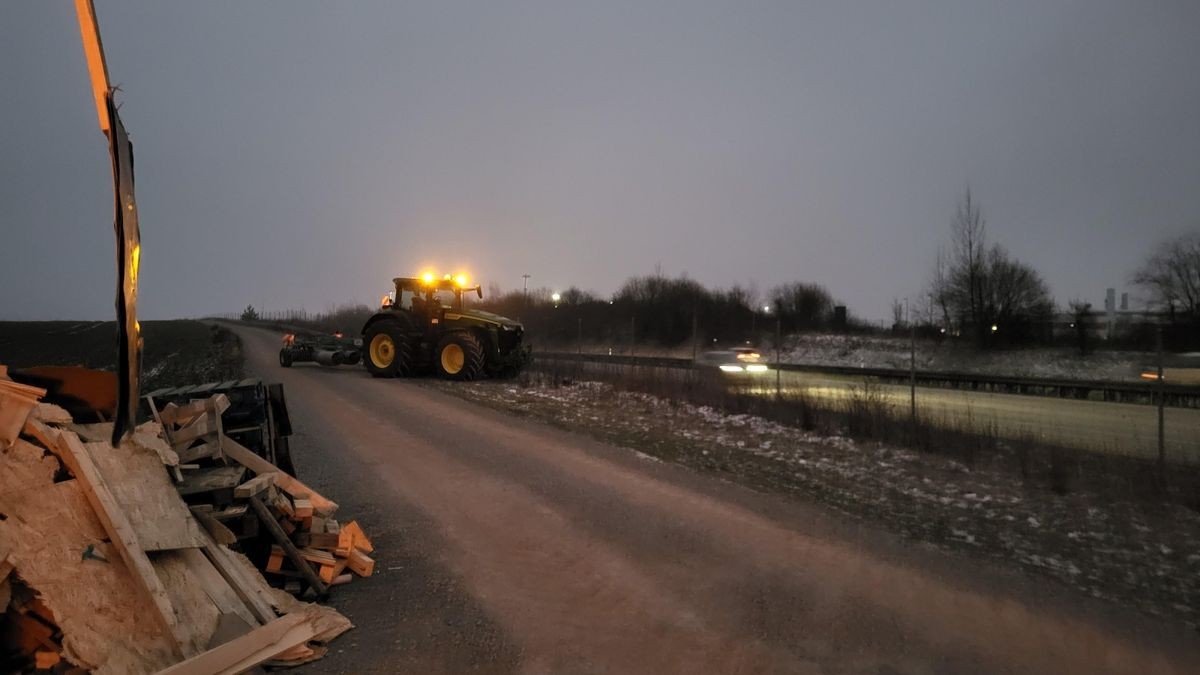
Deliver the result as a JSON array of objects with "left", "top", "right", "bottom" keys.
[{"left": 361, "top": 311, "right": 417, "bottom": 337}]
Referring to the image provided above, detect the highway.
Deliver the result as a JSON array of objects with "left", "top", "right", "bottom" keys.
[
  {"left": 744, "top": 370, "right": 1200, "bottom": 464},
  {"left": 230, "top": 324, "right": 1197, "bottom": 674}
]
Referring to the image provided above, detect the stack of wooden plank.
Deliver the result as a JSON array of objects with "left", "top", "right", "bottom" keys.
[
  {"left": 146, "top": 393, "right": 375, "bottom": 599},
  {"left": 0, "top": 367, "right": 357, "bottom": 673}
]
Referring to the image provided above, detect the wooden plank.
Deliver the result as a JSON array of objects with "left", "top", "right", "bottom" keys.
[
  {"left": 0, "top": 386, "right": 41, "bottom": 449},
  {"left": 176, "top": 466, "right": 246, "bottom": 497},
  {"left": 266, "top": 547, "right": 285, "bottom": 574},
  {"left": 155, "top": 612, "right": 316, "bottom": 675},
  {"left": 85, "top": 439, "right": 207, "bottom": 551},
  {"left": 209, "top": 504, "right": 250, "bottom": 522},
  {"left": 34, "top": 650, "right": 61, "bottom": 669},
  {"left": 298, "top": 548, "right": 337, "bottom": 565},
  {"left": 178, "top": 548, "right": 259, "bottom": 628},
  {"left": 273, "top": 493, "right": 296, "bottom": 518},
  {"left": 26, "top": 421, "right": 188, "bottom": 658},
  {"left": 296, "top": 532, "right": 340, "bottom": 549},
  {"left": 346, "top": 548, "right": 375, "bottom": 577},
  {"left": 73, "top": 0, "right": 112, "bottom": 133},
  {"left": 336, "top": 520, "right": 374, "bottom": 556},
  {"left": 248, "top": 495, "right": 328, "bottom": 598},
  {"left": 221, "top": 436, "right": 337, "bottom": 517},
  {"left": 158, "top": 394, "right": 230, "bottom": 427},
  {"left": 190, "top": 507, "right": 237, "bottom": 546},
  {"left": 171, "top": 415, "right": 215, "bottom": 448},
  {"left": 177, "top": 440, "right": 218, "bottom": 463},
  {"left": 0, "top": 378, "right": 47, "bottom": 398},
  {"left": 145, "top": 397, "right": 172, "bottom": 446},
  {"left": 319, "top": 559, "right": 348, "bottom": 585},
  {"left": 292, "top": 497, "right": 313, "bottom": 519},
  {"left": 200, "top": 542, "right": 276, "bottom": 626},
  {"left": 234, "top": 472, "right": 277, "bottom": 499}
]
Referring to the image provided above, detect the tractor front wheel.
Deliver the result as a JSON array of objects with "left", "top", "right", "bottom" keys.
[
  {"left": 363, "top": 322, "right": 410, "bottom": 378},
  {"left": 279, "top": 348, "right": 293, "bottom": 368},
  {"left": 435, "top": 332, "right": 485, "bottom": 381}
]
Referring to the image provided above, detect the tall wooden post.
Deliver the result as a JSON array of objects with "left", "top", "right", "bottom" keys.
[
  {"left": 1157, "top": 327, "right": 1166, "bottom": 483},
  {"left": 910, "top": 323, "right": 917, "bottom": 424}
]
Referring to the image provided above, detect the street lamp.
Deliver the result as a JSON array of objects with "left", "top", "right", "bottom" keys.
[{"left": 551, "top": 292, "right": 561, "bottom": 307}]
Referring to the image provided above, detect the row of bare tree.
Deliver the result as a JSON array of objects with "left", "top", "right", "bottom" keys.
[{"left": 919, "top": 188, "right": 1198, "bottom": 347}]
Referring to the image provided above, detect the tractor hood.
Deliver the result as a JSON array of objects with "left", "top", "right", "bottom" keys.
[{"left": 448, "top": 308, "right": 523, "bottom": 329}]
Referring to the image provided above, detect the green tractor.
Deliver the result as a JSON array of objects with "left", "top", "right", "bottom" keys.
[{"left": 362, "top": 276, "right": 530, "bottom": 380}]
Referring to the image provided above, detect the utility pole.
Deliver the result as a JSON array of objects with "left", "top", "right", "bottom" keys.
[
  {"left": 910, "top": 322, "right": 917, "bottom": 424},
  {"left": 521, "top": 273, "right": 531, "bottom": 321},
  {"left": 577, "top": 317, "right": 583, "bottom": 356}
]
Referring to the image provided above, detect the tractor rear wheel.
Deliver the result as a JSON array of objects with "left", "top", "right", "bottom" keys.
[
  {"left": 435, "top": 332, "right": 485, "bottom": 381},
  {"left": 363, "top": 322, "right": 411, "bottom": 378},
  {"left": 279, "top": 348, "right": 293, "bottom": 367}
]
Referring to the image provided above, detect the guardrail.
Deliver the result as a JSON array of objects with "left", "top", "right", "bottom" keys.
[{"left": 533, "top": 351, "right": 1200, "bottom": 409}]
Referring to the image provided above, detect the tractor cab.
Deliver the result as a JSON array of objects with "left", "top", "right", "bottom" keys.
[{"left": 390, "top": 276, "right": 482, "bottom": 319}]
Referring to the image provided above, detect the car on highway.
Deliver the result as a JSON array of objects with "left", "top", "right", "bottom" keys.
[{"left": 696, "top": 346, "right": 771, "bottom": 375}]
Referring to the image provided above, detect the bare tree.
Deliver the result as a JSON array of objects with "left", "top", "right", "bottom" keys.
[
  {"left": 1132, "top": 233, "right": 1200, "bottom": 321},
  {"left": 930, "top": 188, "right": 1053, "bottom": 345},
  {"left": 768, "top": 282, "right": 835, "bottom": 331},
  {"left": 952, "top": 187, "right": 988, "bottom": 337}
]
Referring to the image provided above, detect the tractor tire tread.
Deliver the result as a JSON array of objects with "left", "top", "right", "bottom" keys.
[{"left": 436, "top": 332, "right": 486, "bottom": 381}]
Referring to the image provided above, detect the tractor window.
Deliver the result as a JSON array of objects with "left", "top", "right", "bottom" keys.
[
  {"left": 398, "top": 289, "right": 418, "bottom": 310},
  {"left": 432, "top": 289, "right": 459, "bottom": 309}
]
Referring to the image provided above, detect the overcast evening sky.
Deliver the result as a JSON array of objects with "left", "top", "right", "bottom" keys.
[{"left": 2, "top": 1, "right": 1198, "bottom": 322}]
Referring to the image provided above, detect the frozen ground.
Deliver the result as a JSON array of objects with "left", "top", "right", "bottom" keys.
[{"left": 435, "top": 378, "right": 1200, "bottom": 632}]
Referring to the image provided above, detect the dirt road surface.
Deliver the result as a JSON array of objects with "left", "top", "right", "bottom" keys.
[{"left": 231, "top": 324, "right": 1199, "bottom": 674}]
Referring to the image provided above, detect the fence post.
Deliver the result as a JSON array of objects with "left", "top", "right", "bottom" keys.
[
  {"left": 910, "top": 323, "right": 917, "bottom": 424},
  {"left": 691, "top": 307, "right": 698, "bottom": 362},
  {"left": 630, "top": 316, "right": 636, "bottom": 358},
  {"left": 1157, "top": 327, "right": 1166, "bottom": 484},
  {"left": 775, "top": 317, "right": 782, "bottom": 399}
]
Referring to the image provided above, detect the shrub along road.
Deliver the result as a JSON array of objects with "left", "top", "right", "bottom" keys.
[{"left": 230, "top": 324, "right": 1198, "bottom": 674}]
